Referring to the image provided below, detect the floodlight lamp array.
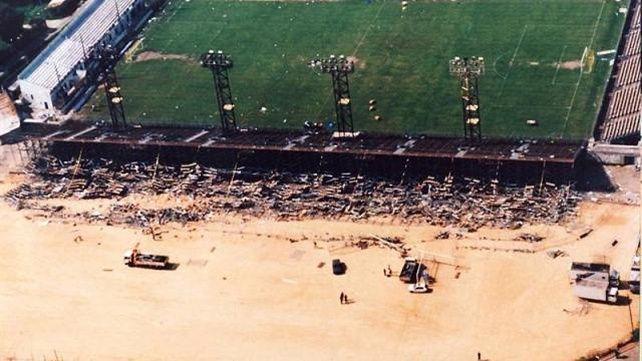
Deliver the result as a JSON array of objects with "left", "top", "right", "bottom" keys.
[
  {"left": 449, "top": 56, "right": 485, "bottom": 77},
  {"left": 200, "top": 50, "right": 233, "bottom": 69},
  {"left": 309, "top": 54, "right": 354, "bottom": 74}
]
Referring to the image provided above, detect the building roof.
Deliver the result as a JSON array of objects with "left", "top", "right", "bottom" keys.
[
  {"left": 19, "top": 0, "right": 138, "bottom": 91},
  {"left": 0, "top": 91, "right": 20, "bottom": 136},
  {"left": 570, "top": 262, "right": 610, "bottom": 274}
]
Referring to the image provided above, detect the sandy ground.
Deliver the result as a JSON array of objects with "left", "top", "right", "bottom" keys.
[
  {"left": 606, "top": 164, "right": 640, "bottom": 195},
  {"left": 0, "top": 168, "right": 639, "bottom": 361}
]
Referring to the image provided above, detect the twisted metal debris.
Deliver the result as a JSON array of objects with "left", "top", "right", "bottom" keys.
[{"left": 5, "top": 155, "right": 580, "bottom": 229}]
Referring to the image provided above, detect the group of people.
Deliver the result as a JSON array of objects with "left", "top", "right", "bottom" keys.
[
  {"left": 339, "top": 292, "right": 350, "bottom": 304},
  {"left": 383, "top": 265, "right": 393, "bottom": 277}
]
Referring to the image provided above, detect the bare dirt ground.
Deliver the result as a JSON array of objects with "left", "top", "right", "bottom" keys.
[
  {"left": 559, "top": 60, "right": 582, "bottom": 70},
  {"left": 346, "top": 56, "right": 366, "bottom": 69},
  {"left": 586, "top": 165, "right": 640, "bottom": 206},
  {"left": 134, "top": 51, "right": 191, "bottom": 63},
  {"left": 0, "top": 166, "right": 639, "bottom": 361},
  {"left": 606, "top": 165, "right": 640, "bottom": 195}
]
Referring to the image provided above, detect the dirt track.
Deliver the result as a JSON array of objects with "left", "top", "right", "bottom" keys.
[{"left": 0, "top": 169, "right": 639, "bottom": 360}]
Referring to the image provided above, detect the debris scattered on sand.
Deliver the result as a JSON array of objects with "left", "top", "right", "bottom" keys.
[
  {"left": 547, "top": 249, "right": 568, "bottom": 259},
  {"left": 5, "top": 155, "right": 580, "bottom": 230},
  {"left": 515, "top": 233, "right": 544, "bottom": 243}
]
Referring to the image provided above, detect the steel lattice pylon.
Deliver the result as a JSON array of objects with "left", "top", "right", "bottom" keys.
[
  {"left": 449, "top": 56, "right": 485, "bottom": 143},
  {"left": 309, "top": 55, "right": 355, "bottom": 134},
  {"left": 97, "top": 46, "right": 127, "bottom": 130},
  {"left": 201, "top": 50, "right": 237, "bottom": 133}
]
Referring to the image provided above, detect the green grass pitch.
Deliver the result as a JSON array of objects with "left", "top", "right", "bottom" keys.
[{"left": 84, "top": 0, "right": 627, "bottom": 140}]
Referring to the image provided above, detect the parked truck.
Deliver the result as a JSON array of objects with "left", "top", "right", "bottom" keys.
[
  {"left": 630, "top": 256, "right": 640, "bottom": 294},
  {"left": 570, "top": 262, "right": 619, "bottom": 304},
  {"left": 573, "top": 281, "right": 619, "bottom": 303},
  {"left": 123, "top": 248, "right": 169, "bottom": 269}
]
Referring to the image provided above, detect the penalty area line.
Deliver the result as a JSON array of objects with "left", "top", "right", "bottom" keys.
[
  {"left": 551, "top": 45, "right": 567, "bottom": 85},
  {"left": 561, "top": 0, "right": 606, "bottom": 137},
  {"left": 496, "top": 25, "right": 528, "bottom": 102}
]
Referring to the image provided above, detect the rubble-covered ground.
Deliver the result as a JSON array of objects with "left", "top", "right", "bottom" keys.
[
  {"left": 1, "top": 151, "right": 639, "bottom": 361},
  {"left": 4, "top": 155, "right": 580, "bottom": 230},
  {"left": 0, "top": 180, "right": 639, "bottom": 361}
]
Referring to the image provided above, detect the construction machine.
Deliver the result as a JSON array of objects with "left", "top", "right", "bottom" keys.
[{"left": 123, "top": 244, "right": 169, "bottom": 269}]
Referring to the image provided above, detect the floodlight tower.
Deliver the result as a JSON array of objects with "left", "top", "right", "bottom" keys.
[
  {"left": 200, "top": 50, "right": 237, "bottom": 133},
  {"left": 309, "top": 54, "right": 355, "bottom": 134},
  {"left": 449, "top": 56, "right": 485, "bottom": 143},
  {"left": 97, "top": 45, "right": 127, "bottom": 130}
]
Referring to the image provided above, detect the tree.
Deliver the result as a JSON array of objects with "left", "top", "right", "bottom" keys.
[{"left": 0, "top": 2, "right": 24, "bottom": 43}]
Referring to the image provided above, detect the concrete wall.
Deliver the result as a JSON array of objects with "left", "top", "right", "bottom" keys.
[
  {"left": 590, "top": 140, "right": 641, "bottom": 165},
  {"left": 17, "top": 80, "right": 55, "bottom": 116}
]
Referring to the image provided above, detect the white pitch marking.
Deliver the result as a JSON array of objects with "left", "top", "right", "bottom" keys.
[
  {"left": 561, "top": 0, "right": 606, "bottom": 136},
  {"left": 551, "top": 45, "right": 567, "bottom": 85},
  {"left": 508, "top": 25, "right": 528, "bottom": 67},
  {"left": 492, "top": 51, "right": 512, "bottom": 80},
  {"left": 497, "top": 25, "right": 528, "bottom": 101},
  {"left": 351, "top": 0, "right": 388, "bottom": 57}
]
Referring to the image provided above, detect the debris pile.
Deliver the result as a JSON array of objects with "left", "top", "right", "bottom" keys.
[
  {"left": 515, "top": 233, "right": 544, "bottom": 243},
  {"left": 546, "top": 249, "right": 568, "bottom": 259},
  {"left": 6, "top": 155, "right": 581, "bottom": 229},
  {"left": 436, "top": 230, "right": 450, "bottom": 240}
]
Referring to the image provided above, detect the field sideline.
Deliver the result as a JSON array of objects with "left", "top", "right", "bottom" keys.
[{"left": 84, "top": 0, "right": 627, "bottom": 139}]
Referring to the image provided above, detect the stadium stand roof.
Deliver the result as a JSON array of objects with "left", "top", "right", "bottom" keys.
[{"left": 18, "top": 0, "right": 138, "bottom": 90}]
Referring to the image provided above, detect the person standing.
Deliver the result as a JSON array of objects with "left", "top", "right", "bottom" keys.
[
  {"left": 477, "top": 352, "right": 481, "bottom": 361},
  {"left": 340, "top": 292, "right": 345, "bottom": 304}
]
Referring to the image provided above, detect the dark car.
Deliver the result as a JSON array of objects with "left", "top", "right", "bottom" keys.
[
  {"left": 399, "top": 258, "right": 423, "bottom": 283},
  {"left": 332, "top": 259, "right": 346, "bottom": 275}
]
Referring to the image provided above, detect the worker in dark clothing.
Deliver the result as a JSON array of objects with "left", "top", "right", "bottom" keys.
[
  {"left": 340, "top": 292, "right": 345, "bottom": 304},
  {"left": 477, "top": 352, "right": 481, "bottom": 361},
  {"left": 130, "top": 248, "right": 139, "bottom": 266}
]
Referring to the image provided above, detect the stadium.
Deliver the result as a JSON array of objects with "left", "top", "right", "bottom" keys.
[{"left": 0, "top": 1, "right": 640, "bottom": 359}]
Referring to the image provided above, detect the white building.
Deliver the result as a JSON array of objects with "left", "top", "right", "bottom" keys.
[{"left": 17, "top": 0, "right": 153, "bottom": 117}]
